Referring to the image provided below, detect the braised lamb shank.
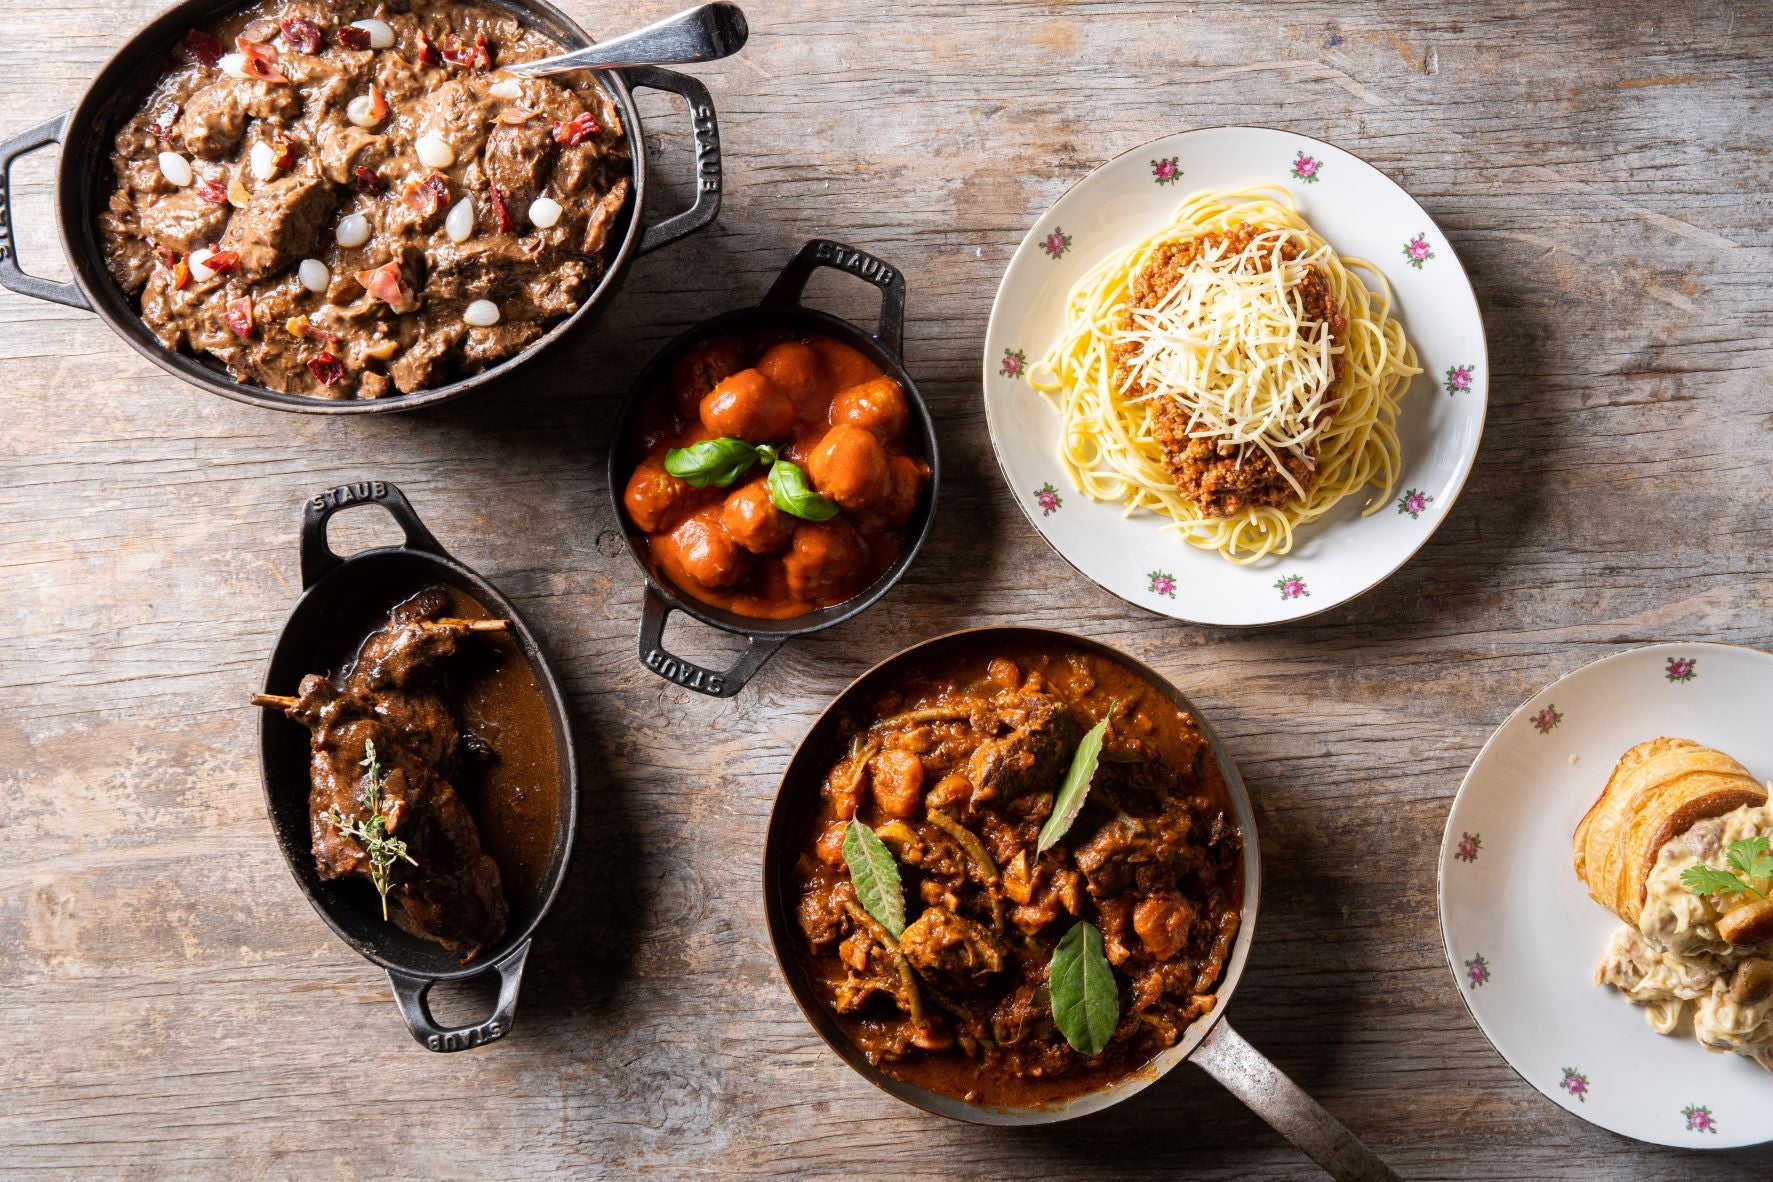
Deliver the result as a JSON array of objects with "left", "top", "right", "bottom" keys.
[{"left": 272, "top": 589, "right": 507, "bottom": 959}]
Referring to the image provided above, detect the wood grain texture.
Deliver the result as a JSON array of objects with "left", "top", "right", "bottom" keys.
[{"left": 2, "top": 0, "right": 1772, "bottom": 1177}]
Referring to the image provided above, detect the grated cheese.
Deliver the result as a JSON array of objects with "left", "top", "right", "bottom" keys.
[{"left": 1112, "top": 228, "right": 1344, "bottom": 497}]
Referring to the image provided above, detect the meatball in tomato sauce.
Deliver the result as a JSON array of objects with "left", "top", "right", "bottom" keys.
[
  {"left": 665, "top": 507, "right": 749, "bottom": 590},
  {"left": 723, "top": 479, "right": 795, "bottom": 555},
  {"left": 700, "top": 369, "right": 796, "bottom": 444},
  {"left": 625, "top": 329, "right": 928, "bottom": 620},
  {"left": 807, "top": 425, "right": 890, "bottom": 511}
]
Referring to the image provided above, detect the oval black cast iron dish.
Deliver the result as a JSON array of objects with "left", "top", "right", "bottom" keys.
[
  {"left": 606, "top": 237, "right": 940, "bottom": 698},
  {"left": 258, "top": 481, "right": 579, "bottom": 1051},
  {"left": 0, "top": 0, "right": 723, "bottom": 413},
  {"left": 761, "top": 627, "right": 1401, "bottom": 1180}
]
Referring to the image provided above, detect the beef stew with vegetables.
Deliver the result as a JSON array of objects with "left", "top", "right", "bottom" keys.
[
  {"left": 621, "top": 328, "right": 931, "bottom": 619},
  {"left": 99, "top": 0, "right": 631, "bottom": 399},
  {"left": 787, "top": 638, "right": 1243, "bottom": 1107}
]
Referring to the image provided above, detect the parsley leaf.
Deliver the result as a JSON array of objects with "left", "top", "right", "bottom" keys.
[{"left": 1681, "top": 837, "right": 1772, "bottom": 902}]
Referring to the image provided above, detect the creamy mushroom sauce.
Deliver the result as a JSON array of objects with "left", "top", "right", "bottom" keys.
[{"left": 1595, "top": 802, "right": 1773, "bottom": 1065}]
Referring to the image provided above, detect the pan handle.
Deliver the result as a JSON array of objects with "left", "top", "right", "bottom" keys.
[
  {"left": 1191, "top": 1020, "right": 1400, "bottom": 1182},
  {"left": 387, "top": 939, "right": 529, "bottom": 1052},
  {"left": 637, "top": 585, "right": 783, "bottom": 697},
  {"left": 0, "top": 112, "right": 89, "bottom": 311},
  {"left": 762, "top": 238, "right": 906, "bottom": 354},
  {"left": 300, "top": 480, "right": 446, "bottom": 587},
  {"left": 625, "top": 66, "right": 721, "bottom": 256}
]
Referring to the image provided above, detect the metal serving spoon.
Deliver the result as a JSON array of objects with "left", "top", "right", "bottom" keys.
[{"left": 503, "top": 2, "right": 749, "bottom": 77}]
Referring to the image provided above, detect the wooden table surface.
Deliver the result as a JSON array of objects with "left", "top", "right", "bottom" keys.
[{"left": 4, "top": 0, "right": 1771, "bottom": 1177}]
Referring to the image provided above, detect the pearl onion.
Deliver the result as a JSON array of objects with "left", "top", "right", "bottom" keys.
[
  {"left": 488, "top": 79, "right": 522, "bottom": 100},
  {"left": 335, "top": 213, "right": 371, "bottom": 248},
  {"left": 188, "top": 247, "right": 218, "bottom": 281},
  {"left": 157, "top": 152, "right": 193, "bottom": 187},
  {"left": 217, "top": 53, "right": 249, "bottom": 79},
  {"left": 463, "top": 299, "right": 500, "bottom": 327},
  {"left": 527, "top": 197, "right": 562, "bottom": 229},
  {"left": 445, "top": 196, "right": 475, "bottom": 243},
  {"left": 414, "top": 134, "right": 455, "bottom": 169},
  {"left": 350, "top": 19, "right": 395, "bottom": 49},
  {"left": 249, "top": 140, "right": 278, "bottom": 182},
  {"left": 346, "top": 94, "right": 383, "bottom": 128},
  {"left": 298, "top": 259, "right": 330, "bottom": 294}
]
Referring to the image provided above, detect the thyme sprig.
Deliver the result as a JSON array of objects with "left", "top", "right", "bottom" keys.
[{"left": 325, "top": 738, "right": 416, "bottom": 920}]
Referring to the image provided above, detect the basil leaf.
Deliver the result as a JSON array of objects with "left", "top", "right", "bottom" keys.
[
  {"left": 768, "top": 459, "right": 842, "bottom": 522},
  {"left": 842, "top": 819, "right": 905, "bottom": 937},
  {"left": 664, "top": 437, "right": 761, "bottom": 488},
  {"left": 1049, "top": 921, "right": 1118, "bottom": 1055},
  {"left": 1036, "top": 703, "right": 1115, "bottom": 854}
]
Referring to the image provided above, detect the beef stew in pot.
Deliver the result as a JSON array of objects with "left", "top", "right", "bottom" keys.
[{"left": 99, "top": 0, "right": 632, "bottom": 399}]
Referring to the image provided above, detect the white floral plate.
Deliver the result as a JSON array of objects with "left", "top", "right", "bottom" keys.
[
  {"left": 1440, "top": 642, "right": 1773, "bottom": 1147},
  {"left": 982, "top": 127, "right": 1486, "bottom": 625}
]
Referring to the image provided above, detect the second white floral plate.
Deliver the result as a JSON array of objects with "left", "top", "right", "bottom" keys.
[
  {"left": 1440, "top": 642, "right": 1773, "bottom": 1147},
  {"left": 982, "top": 126, "right": 1487, "bottom": 625}
]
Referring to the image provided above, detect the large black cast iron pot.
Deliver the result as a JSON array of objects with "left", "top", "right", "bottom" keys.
[
  {"left": 258, "top": 481, "right": 579, "bottom": 1050},
  {"left": 0, "top": 0, "right": 721, "bottom": 413},
  {"left": 607, "top": 237, "right": 940, "bottom": 698}
]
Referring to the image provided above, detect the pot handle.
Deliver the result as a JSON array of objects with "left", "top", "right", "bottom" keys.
[
  {"left": 300, "top": 480, "right": 446, "bottom": 588},
  {"left": 387, "top": 939, "right": 529, "bottom": 1052},
  {"left": 1191, "top": 1020, "right": 1399, "bottom": 1182},
  {"left": 762, "top": 238, "right": 905, "bottom": 354},
  {"left": 637, "top": 585, "right": 783, "bottom": 697},
  {"left": 625, "top": 66, "right": 721, "bottom": 256},
  {"left": 0, "top": 112, "right": 89, "bottom": 311}
]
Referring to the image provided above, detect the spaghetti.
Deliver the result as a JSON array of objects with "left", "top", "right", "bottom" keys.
[{"left": 1028, "top": 185, "right": 1420, "bottom": 564}]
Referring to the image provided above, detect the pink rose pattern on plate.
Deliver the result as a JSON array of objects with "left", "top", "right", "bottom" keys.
[
  {"left": 1665, "top": 657, "right": 1697, "bottom": 683},
  {"left": 1444, "top": 364, "right": 1474, "bottom": 396},
  {"left": 1151, "top": 157, "right": 1181, "bottom": 186},
  {"left": 1465, "top": 953, "right": 1490, "bottom": 988},
  {"left": 1455, "top": 832, "right": 1481, "bottom": 863},
  {"left": 1000, "top": 348, "right": 1027, "bottom": 379},
  {"left": 1397, "top": 488, "right": 1432, "bottom": 519},
  {"left": 1042, "top": 228, "right": 1072, "bottom": 259},
  {"left": 1404, "top": 232, "right": 1435, "bottom": 269},
  {"left": 1560, "top": 1068, "right": 1590, "bottom": 1103},
  {"left": 1034, "top": 483, "right": 1062, "bottom": 516},
  {"left": 1274, "top": 575, "right": 1309, "bottom": 601},
  {"left": 1531, "top": 704, "right": 1564, "bottom": 734},
  {"left": 1291, "top": 151, "right": 1321, "bottom": 183},
  {"left": 1683, "top": 1104, "right": 1717, "bottom": 1134},
  {"left": 1148, "top": 570, "right": 1177, "bottom": 598}
]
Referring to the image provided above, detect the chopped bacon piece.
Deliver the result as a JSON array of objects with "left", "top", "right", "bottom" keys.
[
  {"left": 269, "top": 134, "right": 297, "bottom": 170},
  {"left": 286, "top": 314, "right": 340, "bottom": 343},
  {"left": 279, "top": 16, "right": 323, "bottom": 54},
  {"left": 204, "top": 249, "right": 241, "bottom": 274},
  {"left": 367, "top": 85, "right": 389, "bottom": 122},
  {"left": 153, "top": 244, "right": 180, "bottom": 268},
  {"left": 308, "top": 351, "right": 345, "bottom": 386},
  {"left": 150, "top": 105, "right": 179, "bottom": 143},
  {"left": 355, "top": 262, "right": 417, "bottom": 313},
  {"left": 172, "top": 258, "right": 192, "bottom": 290},
  {"left": 486, "top": 181, "right": 513, "bottom": 233},
  {"left": 195, "top": 179, "right": 229, "bottom": 206},
  {"left": 237, "top": 37, "right": 289, "bottom": 84},
  {"left": 439, "top": 32, "right": 492, "bottom": 70},
  {"left": 337, "top": 25, "right": 372, "bottom": 50},
  {"left": 183, "top": 29, "right": 225, "bottom": 67},
  {"left": 352, "top": 165, "right": 386, "bottom": 196},
  {"left": 551, "top": 111, "right": 601, "bottom": 147},
  {"left": 414, "top": 31, "right": 442, "bottom": 65},
  {"left": 402, "top": 173, "right": 451, "bottom": 216},
  {"left": 225, "top": 295, "right": 254, "bottom": 338}
]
